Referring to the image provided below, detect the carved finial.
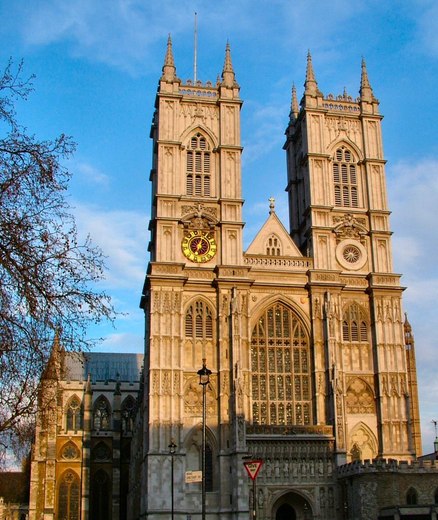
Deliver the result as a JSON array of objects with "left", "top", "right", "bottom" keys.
[
  {"left": 360, "top": 57, "right": 375, "bottom": 102},
  {"left": 290, "top": 83, "right": 299, "bottom": 120},
  {"left": 221, "top": 41, "right": 237, "bottom": 88},
  {"left": 404, "top": 312, "right": 414, "bottom": 346},
  {"left": 269, "top": 197, "right": 275, "bottom": 214},
  {"left": 304, "top": 50, "right": 321, "bottom": 96},
  {"left": 161, "top": 34, "right": 177, "bottom": 82}
]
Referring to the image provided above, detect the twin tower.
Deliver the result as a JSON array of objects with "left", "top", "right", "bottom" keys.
[{"left": 136, "top": 38, "right": 421, "bottom": 519}]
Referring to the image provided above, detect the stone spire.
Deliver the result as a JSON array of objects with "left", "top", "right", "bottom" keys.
[
  {"left": 42, "top": 329, "right": 64, "bottom": 380},
  {"left": 221, "top": 41, "right": 237, "bottom": 88},
  {"left": 290, "top": 83, "right": 299, "bottom": 120},
  {"left": 304, "top": 51, "right": 321, "bottom": 96},
  {"left": 359, "top": 57, "right": 375, "bottom": 102},
  {"left": 161, "top": 34, "right": 177, "bottom": 82}
]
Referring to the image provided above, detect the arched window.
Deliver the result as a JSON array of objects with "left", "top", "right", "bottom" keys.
[
  {"left": 333, "top": 146, "right": 359, "bottom": 208},
  {"left": 185, "top": 301, "right": 213, "bottom": 340},
  {"left": 66, "top": 395, "right": 82, "bottom": 432},
  {"left": 186, "top": 133, "right": 211, "bottom": 197},
  {"left": 58, "top": 471, "right": 80, "bottom": 520},
  {"left": 266, "top": 234, "right": 282, "bottom": 256},
  {"left": 406, "top": 487, "right": 418, "bottom": 505},
  {"left": 342, "top": 303, "right": 369, "bottom": 343},
  {"left": 90, "top": 470, "right": 110, "bottom": 520},
  {"left": 93, "top": 396, "right": 111, "bottom": 431},
  {"left": 434, "top": 488, "right": 438, "bottom": 504},
  {"left": 251, "top": 303, "right": 312, "bottom": 426},
  {"left": 121, "top": 395, "right": 136, "bottom": 434}
]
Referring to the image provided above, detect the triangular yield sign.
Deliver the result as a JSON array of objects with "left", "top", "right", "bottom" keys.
[{"left": 243, "top": 460, "right": 263, "bottom": 481}]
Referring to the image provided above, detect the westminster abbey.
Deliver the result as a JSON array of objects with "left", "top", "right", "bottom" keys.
[{"left": 24, "top": 39, "right": 438, "bottom": 520}]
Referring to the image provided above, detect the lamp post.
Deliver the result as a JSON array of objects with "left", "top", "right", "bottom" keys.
[
  {"left": 197, "top": 359, "right": 211, "bottom": 520},
  {"left": 168, "top": 439, "right": 177, "bottom": 520}
]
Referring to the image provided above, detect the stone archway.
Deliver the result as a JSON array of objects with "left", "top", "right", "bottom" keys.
[
  {"left": 276, "top": 503, "right": 297, "bottom": 520},
  {"left": 273, "top": 491, "right": 313, "bottom": 520}
]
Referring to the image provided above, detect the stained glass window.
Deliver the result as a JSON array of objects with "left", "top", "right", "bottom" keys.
[{"left": 251, "top": 303, "right": 312, "bottom": 425}]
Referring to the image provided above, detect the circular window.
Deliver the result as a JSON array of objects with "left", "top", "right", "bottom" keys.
[
  {"left": 336, "top": 240, "right": 367, "bottom": 270},
  {"left": 343, "top": 245, "right": 361, "bottom": 264}
]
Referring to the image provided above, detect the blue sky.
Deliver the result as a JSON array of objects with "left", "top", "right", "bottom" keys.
[{"left": 1, "top": 0, "right": 437, "bottom": 453}]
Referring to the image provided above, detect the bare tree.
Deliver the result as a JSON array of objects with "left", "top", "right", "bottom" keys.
[{"left": 0, "top": 60, "right": 115, "bottom": 463}]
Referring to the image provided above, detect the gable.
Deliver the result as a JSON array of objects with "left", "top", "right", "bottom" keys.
[{"left": 245, "top": 212, "right": 302, "bottom": 257}]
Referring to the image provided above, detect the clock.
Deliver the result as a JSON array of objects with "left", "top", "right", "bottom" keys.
[{"left": 182, "top": 230, "right": 217, "bottom": 263}]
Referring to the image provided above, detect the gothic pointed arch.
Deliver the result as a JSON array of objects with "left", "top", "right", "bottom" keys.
[
  {"left": 406, "top": 487, "right": 418, "bottom": 505},
  {"left": 348, "top": 422, "right": 378, "bottom": 462},
  {"left": 182, "top": 129, "right": 216, "bottom": 197},
  {"left": 57, "top": 470, "right": 80, "bottom": 520},
  {"left": 90, "top": 469, "right": 111, "bottom": 520},
  {"left": 346, "top": 377, "right": 375, "bottom": 414},
  {"left": 93, "top": 395, "right": 112, "bottom": 431},
  {"left": 184, "top": 298, "right": 214, "bottom": 341},
  {"left": 121, "top": 395, "right": 136, "bottom": 434},
  {"left": 251, "top": 301, "right": 312, "bottom": 426},
  {"left": 329, "top": 141, "right": 362, "bottom": 208},
  {"left": 184, "top": 424, "right": 217, "bottom": 492},
  {"left": 60, "top": 440, "right": 80, "bottom": 460},
  {"left": 65, "top": 394, "right": 82, "bottom": 432}
]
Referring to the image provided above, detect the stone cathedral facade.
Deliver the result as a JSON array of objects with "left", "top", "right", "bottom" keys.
[{"left": 27, "top": 40, "right": 438, "bottom": 520}]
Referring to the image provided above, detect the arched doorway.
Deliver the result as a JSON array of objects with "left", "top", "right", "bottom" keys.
[
  {"left": 276, "top": 503, "right": 297, "bottom": 520},
  {"left": 273, "top": 491, "right": 313, "bottom": 520}
]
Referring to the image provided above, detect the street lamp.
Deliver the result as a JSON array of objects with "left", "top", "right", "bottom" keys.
[
  {"left": 168, "top": 439, "right": 177, "bottom": 520},
  {"left": 197, "top": 359, "right": 211, "bottom": 520}
]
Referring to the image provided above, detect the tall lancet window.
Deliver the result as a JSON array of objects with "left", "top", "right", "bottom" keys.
[
  {"left": 333, "top": 146, "right": 359, "bottom": 207},
  {"left": 185, "top": 301, "right": 213, "bottom": 340},
  {"left": 251, "top": 303, "right": 312, "bottom": 426},
  {"left": 186, "top": 133, "right": 211, "bottom": 197}
]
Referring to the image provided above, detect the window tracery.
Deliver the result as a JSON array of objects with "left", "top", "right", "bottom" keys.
[
  {"left": 251, "top": 303, "right": 312, "bottom": 426},
  {"left": 93, "top": 396, "right": 111, "bottom": 431},
  {"left": 333, "top": 146, "right": 359, "bottom": 207},
  {"left": 121, "top": 395, "right": 136, "bottom": 434},
  {"left": 57, "top": 471, "right": 80, "bottom": 520},
  {"left": 185, "top": 301, "right": 213, "bottom": 340},
  {"left": 186, "top": 133, "right": 211, "bottom": 197},
  {"left": 66, "top": 395, "right": 82, "bottom": 432},
  {"left": 342, "top": 303, "right": 368, "bottom": 342}
]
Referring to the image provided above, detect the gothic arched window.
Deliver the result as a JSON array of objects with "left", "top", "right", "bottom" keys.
[
  {"left": 342, "top": 303, "right": 369, "bottom": 343},
  {"left": 251, "top": 303, "right": 312, "bottom": 426},
  {"left": 406, "top": 487, "right": 418, "bottom": 505},
  {"left": 333, "top": 146, "right": 359, "bottom": 208},
  {"left": 185, "top": 301, "right": 213, "bottom": 340},
  {"left": 93, "top": 396, "right": 111, "bottom": 431},
  {"left": 58, "top": 470, "right": 80, "bottom": 520},
  {"left": 90, "top": 470, "right": 110, "bottom": 520},
  {"left": 66, "top": 396, "right": 82, "bottom": 432},
  {"left": 186, "top": 133, "right": 211, "bottom": 197},
  {"left": 121, "top": 395, "right": 136, "bottom": 434}
]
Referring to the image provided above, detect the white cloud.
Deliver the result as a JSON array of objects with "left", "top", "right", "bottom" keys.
[
  {"left": 73, "top": 161, "right": 110, "bottom": 187},
  {"left": 73, "top": 203, "right": 147, "bottom": 289}
]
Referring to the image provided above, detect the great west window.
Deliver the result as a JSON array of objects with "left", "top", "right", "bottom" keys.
[{"left": 251, "top": 303, "right": 312, "bottom": 426}]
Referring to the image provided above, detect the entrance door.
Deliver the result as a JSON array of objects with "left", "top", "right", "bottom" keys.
[{"left": 276, "top": 503, "right": 297, "bottom": 520}]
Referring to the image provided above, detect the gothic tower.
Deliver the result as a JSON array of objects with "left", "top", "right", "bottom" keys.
[
  {"left": 138, "top": 37, "right": 251, "bottom": 519},
  {"left": 136, "top": 41, "right": 422, "bottom": 520},
  {"left": 284, "top": 53, "right": 422, "bottom": 461}
]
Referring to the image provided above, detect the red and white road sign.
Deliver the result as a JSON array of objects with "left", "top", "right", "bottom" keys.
[{"left": 243, "top": 460, "right": 263, "bottom": 481}]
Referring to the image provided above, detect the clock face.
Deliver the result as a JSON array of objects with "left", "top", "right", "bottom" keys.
[{"left": 182, "top": 230, "right": 217, "bottom": 263}]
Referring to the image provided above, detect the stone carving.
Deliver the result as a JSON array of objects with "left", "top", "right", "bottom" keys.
[{"left": 333, "top": 213, "right": 368, "bottom": 244}]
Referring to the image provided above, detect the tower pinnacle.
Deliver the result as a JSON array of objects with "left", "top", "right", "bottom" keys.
[
  {"left": 290, "top": 83, "right": 299, "bottom": 120},
  {"left": 161, "top": 34, "right": 177, "bottom": 82},
  {"left": 221, "top": 41, "right": 237, "bottom": 88},
  {"left": 359, "top": 57, "right": 375, "bottom": 102},
  {"left": 304, "top": 51, "right": 321, "bottom": 96}
]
